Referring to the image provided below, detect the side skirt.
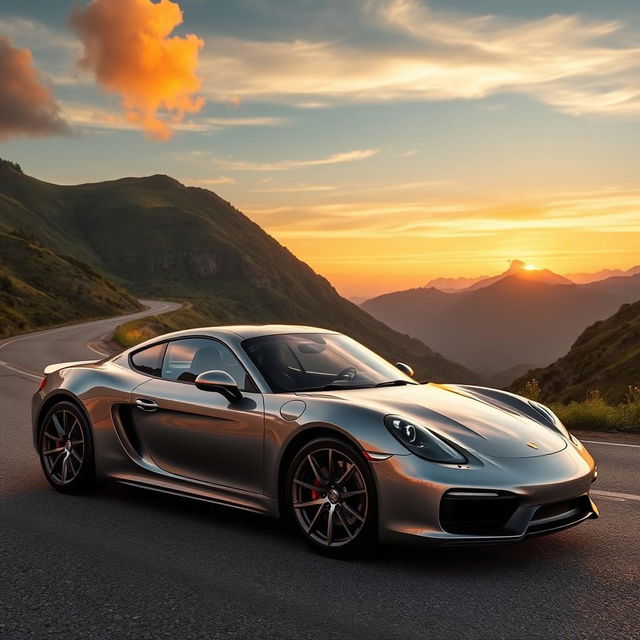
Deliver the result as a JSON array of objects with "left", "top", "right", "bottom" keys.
[{"left": 111, "top": 476, "right": 279, "bottom": 518}]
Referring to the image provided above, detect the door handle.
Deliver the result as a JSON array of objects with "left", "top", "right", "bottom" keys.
[{"left": 135, "top": 398, "right": 159, "bottom": 412}]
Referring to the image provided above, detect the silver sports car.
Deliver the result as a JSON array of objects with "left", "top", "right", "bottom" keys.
[{"left": 33, "top": 325, "right": 598, "bottom": 557}]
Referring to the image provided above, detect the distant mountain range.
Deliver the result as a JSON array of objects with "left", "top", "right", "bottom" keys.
[
  {"left": 424, "top": 274, "right": 488, "bottom": 292},
  {"left": 425, "top": 260, "right": 639, "bottom": 292},
  {"left": 362, "top": 262, "right": 640, "bottom": 374},
  {"left": 509, "top": 301, "right": 640, "bottom": 403},
  {"left": 466, "top": 259, "right": 573, "bottom": 290},
  {"left": 566, "top": 265, "right": 640, "bottom": 285},
  {"left": 0, "top": 162, "right": 477, "bottom": 383}
]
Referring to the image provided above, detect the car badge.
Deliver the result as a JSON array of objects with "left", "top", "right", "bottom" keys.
[{"left": 526, "top": 441, "right": 539, "bottom": 449}]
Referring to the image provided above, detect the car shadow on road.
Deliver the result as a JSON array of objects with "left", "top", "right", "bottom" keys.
[{"left": 78, "top": 481, "right": 598, "bottom": 575}]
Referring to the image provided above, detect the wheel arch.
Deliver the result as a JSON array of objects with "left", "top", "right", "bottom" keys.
[
  {"left": 275, "top": 424, "right": 377, "bottom": 518},
  {"left": 34, "top": 391, "right": 93, "bottom": 448}
]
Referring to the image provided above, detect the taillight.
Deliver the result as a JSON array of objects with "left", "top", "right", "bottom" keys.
[{"left": 37, "top": 376, "right": 47, "bottom": 393}]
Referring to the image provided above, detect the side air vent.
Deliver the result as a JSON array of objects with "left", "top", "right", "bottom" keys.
[{"left": 112, "top": 404, "right": 144, "bottom": 458}]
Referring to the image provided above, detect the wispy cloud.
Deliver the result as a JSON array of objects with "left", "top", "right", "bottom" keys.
[
  {"left": 199, "top": 116, "right": 289, "bottom": 129},
  {"left": 182, "top": 176, "right": 236, "bottom": 186},
  {"left": 59, "top": 101, "right": 287, "bottom": 132},
  {"left": 0, "top": 16, "right": 82, "bottom": 85},
  {"left": 212, "top": 149, "right": 380, "bottom": 171},
  {"left": 251, "top": 184, "right": 338, "bottom": 193},
  {"left": 199, "top": 0, "right": 640, "bottom": 116},
  {"left": 242, "top": 188, "right": 640, "bottom": 239}
]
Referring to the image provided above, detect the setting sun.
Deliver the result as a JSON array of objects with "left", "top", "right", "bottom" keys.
[{"left": 524, "top": 264, "right": 540, "bottom": 271}]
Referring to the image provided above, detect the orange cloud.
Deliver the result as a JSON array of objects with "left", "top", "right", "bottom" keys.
[
  {"left": 70, "top": 0, "right": 205, "bottom": 140},
  {"left": 0, "top": 37, "right": 70, "bottom": 140}
]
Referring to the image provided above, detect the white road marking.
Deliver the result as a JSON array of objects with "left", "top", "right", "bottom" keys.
[
  {"left": 0, "top": 300, "right": 178, "bottom": 379},
  {"left": 583, "top": 440, "right": 640, "bottom": 449},
  {"left": 87, "top": 343, "right": 110, "bottom": 357},
  {"left": 592, "top": 489, "right": 640, "bottom": 502},
  {"left": 0, "top": 359, "right": 40, "bottom": 381}
]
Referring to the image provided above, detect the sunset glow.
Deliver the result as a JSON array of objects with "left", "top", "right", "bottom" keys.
[{"left": 1, "top": 0, "right": 638, "bottom": 297}]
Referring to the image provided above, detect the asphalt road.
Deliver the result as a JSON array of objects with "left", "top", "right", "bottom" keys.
[{"left": 1, "top": 304, "right": 639, "bottom": 640}]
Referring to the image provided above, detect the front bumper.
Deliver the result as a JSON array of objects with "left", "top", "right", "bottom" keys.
[{"left": 372, "top": 440, "right": 598, "bottom": 545}]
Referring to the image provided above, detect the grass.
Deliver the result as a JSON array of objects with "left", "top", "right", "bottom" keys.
[
  {"left": 518, "top": 379, "right": 640, "bottom": 434},
  {"left": 0, "top": 230, "right": 142, "bottom": 338},
  {"left": 550, "top": 400, "right": 640, "bottom": 434}
]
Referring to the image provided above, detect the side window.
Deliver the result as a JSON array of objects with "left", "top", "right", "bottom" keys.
[
  {"left": 130, "top": 343, "right": 165, "bottom": 377},
  {"left": 162, "top": 338, "right": 256, "bottom": 392}
]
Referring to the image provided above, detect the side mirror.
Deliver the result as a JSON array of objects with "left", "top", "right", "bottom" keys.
[
  {"left": 395, "top": 362, "right": 414, "bottom": 378},
  {"left": 195, "top": 370, "right": 243, "bottom": 402}
]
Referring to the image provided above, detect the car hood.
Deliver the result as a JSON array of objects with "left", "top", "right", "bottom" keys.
[{"left": 299, "top": 383, "right": 567, "bottom": 458}]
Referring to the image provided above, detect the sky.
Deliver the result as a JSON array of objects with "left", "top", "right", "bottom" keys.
[{"left": 1, "top": 0, "right": 639, "bottom": 298}]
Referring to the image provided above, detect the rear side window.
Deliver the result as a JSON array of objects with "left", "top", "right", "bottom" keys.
[{"left": 130, "top": 343, "right": 166, "bottom": 377}]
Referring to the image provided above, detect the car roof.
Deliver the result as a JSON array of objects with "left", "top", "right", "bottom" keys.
[{"left": 155, "top": 324, "right": 338, "bottom": 340}]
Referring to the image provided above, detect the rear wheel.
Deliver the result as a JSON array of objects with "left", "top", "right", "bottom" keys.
[
  {"left": 39, "top": 401, "right": 96, "bottom": 494},
  {"left": 285, "top": 437, "right": 377, "bottom": 558}
]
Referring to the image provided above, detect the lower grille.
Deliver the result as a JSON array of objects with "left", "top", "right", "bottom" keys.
[{"left": 440, "top": 490, "right": 520, "bottom": 535}]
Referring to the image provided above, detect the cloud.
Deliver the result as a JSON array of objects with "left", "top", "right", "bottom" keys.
[
  {"left": 58, "top": 101, "right": 288, "bottom": 133},
  {"left": 251, "top": 184, "right": 338, "bottom": 193},
  {"left": 198, "top": 0, "right": 640, "bottom": 116},
  {"left": 70, "top": 0, "right": 205, "bottom": 140},
  {"left": 242, "top": 188, "right": 640, "bottom": 240},
  {"left": 212, "top": 149, "right": 380, "bottom": 171},
  {"left": 0, "top": 36, "right": 70, "bottom": 140},
  {"left": 0, "top": 17, "right": 82, "bottom": 86},
  {"left": 182, "top": 176, "right": 236, "bottom": 187}
]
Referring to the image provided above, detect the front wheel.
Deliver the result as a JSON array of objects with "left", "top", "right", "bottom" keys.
[
  {"left": 38, "top": 400, "right": 96, "bottom": 494},
  {"left": 285, "top": 437, "right": 377, "bottom": 558}
]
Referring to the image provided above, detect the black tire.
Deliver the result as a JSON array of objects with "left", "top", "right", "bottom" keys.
[
  {"left": 38, "top": 400, "right": 96, "bottom": 494},
  {"left": 285, "top": 436, "right": 377, "bottom": 558}
]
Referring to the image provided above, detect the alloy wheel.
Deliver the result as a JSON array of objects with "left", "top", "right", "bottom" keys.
[
  {"left": 41, "top": 409, "right": 85, "bottom": 485},
  {"left": 292, "top": 447, "right": 368, "bottom": 547}
]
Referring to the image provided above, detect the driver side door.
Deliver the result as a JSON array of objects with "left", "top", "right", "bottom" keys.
[{"left": 131, "top": 337, "right": 264, "bottom": 493}]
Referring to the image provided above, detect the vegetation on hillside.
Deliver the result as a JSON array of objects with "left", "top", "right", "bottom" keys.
[
  {"left": 0, "top": 159, "right": 23, "bottom": 173},
  {"left": 0, "top": 230, "right": 141, "bottom": 337},
  {"left": 516, "top": 379, "right": 639, "bottom": 433},
  {"left": 511, "top": 301, "right": 640, "bottom": 404}
]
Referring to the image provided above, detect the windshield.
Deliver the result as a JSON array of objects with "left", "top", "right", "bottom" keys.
[{"left": 241, "top": 333, "right": 416, "bottom": 393}]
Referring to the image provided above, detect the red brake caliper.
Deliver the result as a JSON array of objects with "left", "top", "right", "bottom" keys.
[{"left": 311, "top": 477, "right": 321, "bottom": 500}]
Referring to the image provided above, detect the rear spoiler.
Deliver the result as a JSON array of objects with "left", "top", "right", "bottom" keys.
[{"left": 43, "top": 360, "right": 100, "bottom": 375}]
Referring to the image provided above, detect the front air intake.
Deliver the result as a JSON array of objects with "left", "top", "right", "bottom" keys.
[{"left": 440, "top": 489, "right": 520, "bottom": 535}]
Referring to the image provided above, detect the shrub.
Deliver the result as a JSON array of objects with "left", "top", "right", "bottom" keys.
[
  {"left": 518, "top": 378, "right": 542, "bottom": 402},
  {"left": 550, "top": 399, "right": 640, "bottom": 434},
  {"left": 113, "top": 323, "right": 158, "bottom": 348}
]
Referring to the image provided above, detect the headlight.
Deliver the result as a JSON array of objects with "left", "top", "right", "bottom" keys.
[
  {"left": 384, "top": 415, "right": 466, "bottom": 464},
  {"left": 529, "top": 401, "right": 571, "bottom": 440}
]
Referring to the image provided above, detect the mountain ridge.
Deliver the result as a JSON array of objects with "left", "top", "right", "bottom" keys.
[
  {"left": 0, "top": 163, "right": 478, "bottom": 383},
  {"left": 509, "top": 300, "right": 640, "bottom": 403},
  {"left": 362, "top": 271, "right": 640, "bottom": 374}
]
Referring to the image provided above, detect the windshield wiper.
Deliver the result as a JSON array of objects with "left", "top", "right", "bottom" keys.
[
  {"left": 296, "top": 383, "right": 375, "bottom": 393},
  {"left": 374, "top": 380, "right": 413, "bottom": 387}
]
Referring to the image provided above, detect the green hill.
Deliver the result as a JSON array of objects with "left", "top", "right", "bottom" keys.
[
  {"left": 510, "top": 300, "right": 640, "bottom": 403},
  {"left": 0, "top": 163, "right": 478, "bottom": 383},
  {"left": 0, "top": 229, "right": 141, "bottom": 337}
]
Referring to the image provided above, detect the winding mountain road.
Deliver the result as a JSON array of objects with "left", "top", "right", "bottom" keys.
[{"left": 1, "top": 303, "right": 639, "bottom": 640}]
